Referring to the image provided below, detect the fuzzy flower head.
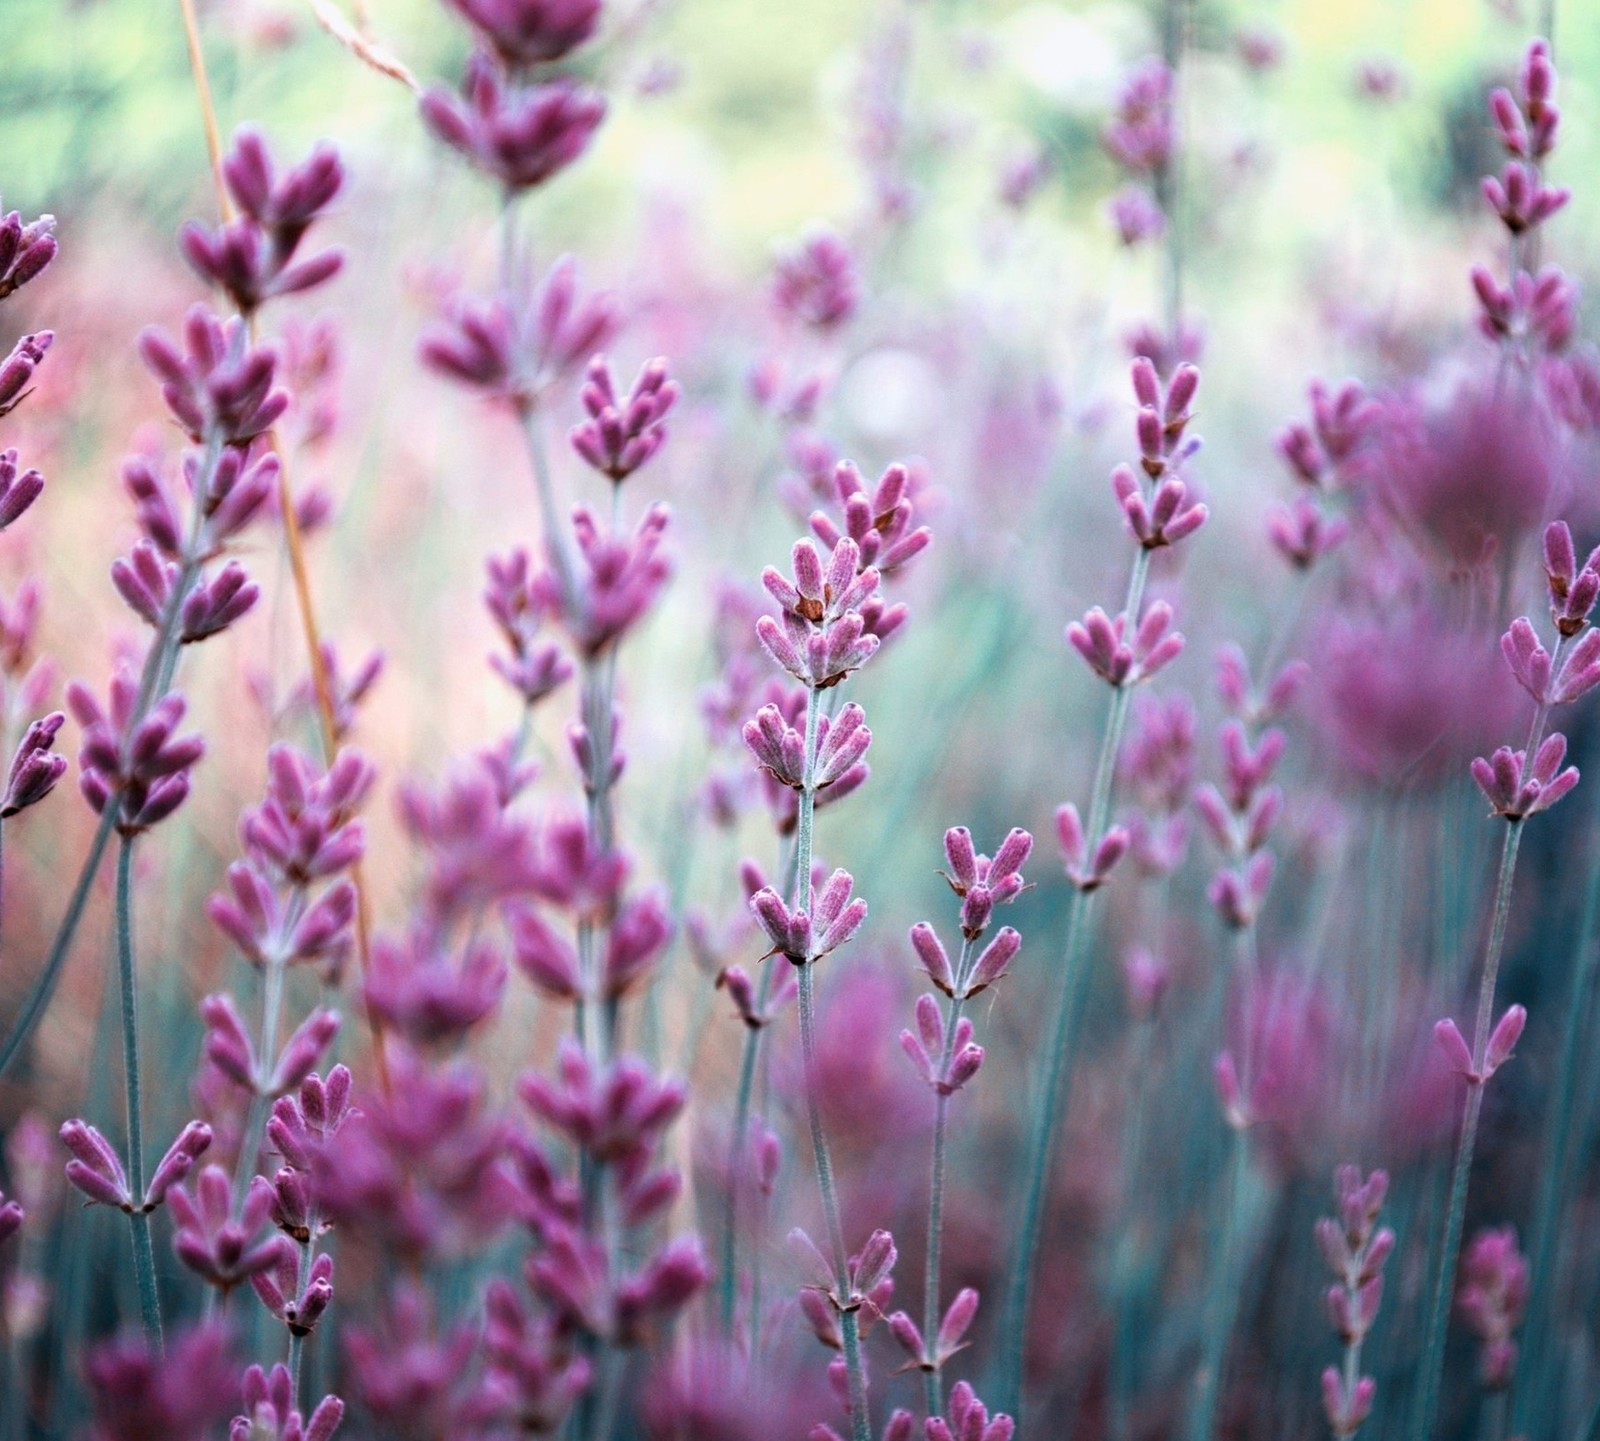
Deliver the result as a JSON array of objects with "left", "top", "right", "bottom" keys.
[
  {"left": 67, "top": 677, "right": 205, "bottom": 835},
  {"left": 757, "top": 537, "right": 882, "bottom": 690},
  {"left": 181, "top": 129, "right": 345, "bottom": 314},
  {"left": 570, "top": 355, "right": 678, "bottom": 483},
  {"left": 138, "top": 307, "right": 289, "bottom": 446},
  {"left": 420, "top": 53, "right": 605, "bottom": 192},
  {"left": 0, "top": 203, "right": 56, "bottom": 300},
  {"left": 773, "top": 228, "right": 860, "bottom": 331},
  {"left": 1458, "top": 1226, "right": 1529, "bottom": 1390},
  {"left": 1471, "top": 732, "right": 1579, "bottom": 819},
  {"left": 442, "top": 0, "right": 601, "bottom": 68}
]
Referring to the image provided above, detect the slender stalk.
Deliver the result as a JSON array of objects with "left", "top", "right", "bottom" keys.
[
  {"left": 1415, "top": 655, "right": 1562, "bottom": 1440},
  {"left": 791, "top": 685, "right": 871, "bottom": 1441},
  {"left": 1516, "top": 814, "right": 1600, "bottom": 1433},
  {"left": 1413, "top": 818, "right": 1523, "bottom": 1441},
  {"left": 1185, "top": 1127, "right": 1251, "bottom": 1441},
  {"left": 1110, "top": 1016, "right": 1157, "bottom": 1441},
  {"left": 115, "top": 839, "right": 162, "bottom": 1345},
  {"left": 922, "top": 938, "right": 973, "bottom": 1418},
  {"left": 997, "top": 545, "right": 1152, "bottom": 1414},
  {"left": 0, "top": 526, "right": 204, "bottom": 1079}
]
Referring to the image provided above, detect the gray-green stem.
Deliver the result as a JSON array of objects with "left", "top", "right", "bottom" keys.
[
  {"left": 922, "top": 936, "right": 973, "bottom": 1417},
  {"left": 116, "top": 837, "right": 162, "bottom": 1345},
  {"left": 1414, "top": 645, "right": 1563, "bottom": 1441},
  {"left": 1515, "top": 788, "right": 1600, "bottom": 1435},
  {"left": 792, "top": 684, "right": 872, "bottom": 1441},
  {"left": 0, "top": 435, "right": 216, "bottom": 1079},
  {"left": 997, "top": 543, "right": 1152, "bottom": 1415}
]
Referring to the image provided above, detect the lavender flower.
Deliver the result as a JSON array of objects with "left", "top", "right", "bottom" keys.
[
  {"left": 0, "top": 204, "right": 56, "bottom": 299},
  {"left": 181, "top": 129, "right": 345, "bottom": 314},
  {"left": 68, "top": 678, "right": 206, "bottom": 834},
  {"left": 443, "top": 0, "right": 601, "bottom": 67},
  {"left": 138, "top": 307, "right": 289, "bottom": 445},
  {"left": 232, "top": 1364, "right": 344, "bottom": 1441},
  {"left": 0, "top": 331, "right": 51, "bottom": 417},
  {"left": 2, "top": 711, "right": 66, "bottom": 816},
  {"left": 570, "top": 355, "right": 678, "bottom": 482},
  {"left": 1458, "top": 1227, "right": 1529, "bottom": 1389},
  {"left": 773, "top": 228, "right": 860, "bottom": 331},
  {"left": 83, "top": 1322, "right": 237, "bottom": 1441},
  {"left": 420, "top": 53, "right": 605, "bottom": 192}
]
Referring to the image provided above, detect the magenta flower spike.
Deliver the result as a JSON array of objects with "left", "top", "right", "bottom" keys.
[
  {"left": 0, "top": 331, "right": 52, "bottom": 417},
  {"left": 772, "top": 227, "right": 860, "bottom": 331},
  {"left": 0, "top": 448, "right": 44, "bottom": 530},
  {"left": 444, "top": 0, "right": 600, "bottom": 67},
  {"left": 169, "top": 1164, "right": 290, "bottom": 1292},
  {"left": 809, "top": 462, "right": 932, "bottom": 577},
  {"left": 84, "top": 1321, "right": 238, "bottom": 1441},
  {"left": 232, "top": 1363, "right": 344, "bottom": 1441},
  {"left": 137, "top": 306, "right": 289, "bottom": 445},
  {"left": 1067, "top": 600, "right": 1185, "bottom": 688},
  {"left": 420, "top": 53, "right": 606, "bottom": 192},
  {"left": 570, "top": 355, "right": 678, "bottom": 483},
  {"left": 1470, "top": 733, "right": 1579, "bottom": 819},
  {"left": 2, "top": 711, "right": 66, "bottom": 817},
  {"left": 0, "top": 204, "right": 56, "bottom": 299},
  {"left": 924, "top": 1380, "right": 1015, "bottom": 1441},
  {"left": 181, "top": 129, "right": 345, "bottom": 314},
  {"left": 1459, "top": 1226, "right": 1530, "bottom": 1389}
]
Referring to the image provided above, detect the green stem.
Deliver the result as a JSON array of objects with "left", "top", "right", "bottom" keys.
[
  {"left": 997, "top": 545, "right": 1152, "bottom": 1415},
  {"left": 116, "top": 837, "right": 162, "bottom": 1346},
  {"left": 0, "top": 442, "right": 214, "bottom": 1081},
  {"left": 922, "top": 938, "right": 973, "bottom": 1418},
  {"left": 1516, "top": 812, "right": 1600, "bottom": 1434},
  {"left": 1413, "top": 818, "right": 1524, "bottom": 1441},
  {"left": 1185, "top": 1126, "right": 1252, "bottom": 1441},
  {"left": 792, "top": 684, "right": 871, "bottom": 1441}
]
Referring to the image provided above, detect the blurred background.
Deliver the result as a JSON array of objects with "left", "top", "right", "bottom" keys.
[{"left": 2, "top": 0, "right": 1600, "bottom": 1437}]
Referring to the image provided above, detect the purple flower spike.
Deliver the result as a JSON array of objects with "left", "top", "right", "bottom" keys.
[
  {"left": 170, "top": 1165, "right": 291, "bottom": 1291},
  {"left": 0, "top": 331, "right": 52, "bottom": 417},
  {"left": 1067, "top": 601, "right": 1185, "bottom": 688},
  {"left": 1483, "top": 161, "right": 1568, "bottom": 235},
  {"left": 420, "top": 54, "right": 606, "bottom": 192},
  {"left": 542, "top": 503, "right": 672, "bottom": 658},
  {"left": 926, "top": 1380, "right": 1015, "bottom": 1441},
  {"left": 772, "top": 227, "right": 859, "bottom": 331},
  {"left": 809, "top": 461, "right": 932, "bottom": 577},
  {"left": 85, "top": 1321, "right": 237, "bottom": 1441},
  {"left": 1113, "top": 464, "right": 1208, "bottom": 549},
  {"left": 1437, "top": 1006, "right": 1527, "bottom": 1085},
  {"left": 1472, "top": 265, "right": 1576, "bottom": 354},
  {"left": 68, "top": 678, "right": 205, "bottom": 834},
  {"left": 232, "top": 1362, "right": 344, "bottom": 1441},
  {"left": 60, "top": 1119, "right": 134, "bottom": 1211},
  {"left": 182, "top": 130, "right": 345, "bottom": 313},
  {"left": 1108, "top": 185, "right": 1165, "bottom": 246},
  {"left": 1470, "top": 733, "right": 1579, "bottom": 819},
  {"left": 444, "top": 0, "right": 600, "bottom": 66},
  {"left": 963, "top": 927, "right": 1021, "bottom": 998},
  {"left": 1459, "top": 1226, "right": 1529, "bottom": 1390},
  {"left": 0, "top": 205, "right": 56, "bottom": 299},
  {"left": 2, "top": 711, "right": 67, "bottom": 817},
  {"left": 0, "top": 449, "right": 44, "bottom": 529},
  {"left": 481, "top": 1279, "right": 591, "bottom": 1433},
  {"left": 1055, "top": 802, "right": 1129, "bottom": 892},
  {"left": 143, "top": 1121, "right": 215, "bottom": 1210},
  {"left": 571, "top": 355, "right": 678, "bottom": 483},
  {"left": 1268, "top": 495, "right": 1347, "bottom": 570},
  {"left": 137, "top": 306, "right": 289, "bottom": 445},
  {"left": 0, "top": 1190, "right": 21, "bottom": 1247},
  {"left": 1323, "top": 1368, "right": 1377, "bottom": 1437},
  {"left": 1543, "top": 521, "right": 1600, "bottom": 636},
  {"left": 180, "top": 561, "right": 260, "bottom": 643},
  {"left": 1104, "top": 57, "right": 1174, "bottom": 176}
]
